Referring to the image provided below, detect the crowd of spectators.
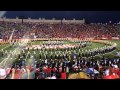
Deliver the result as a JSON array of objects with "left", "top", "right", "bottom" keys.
[
  {"left": 0, "top": 21, "right": 120, "bottom": 40},
  {"left": 1, "top": 56, "right": 120, "bottom": 79},
  {"left": 0, "top": 20, "right": 120, "bottom": 79}
]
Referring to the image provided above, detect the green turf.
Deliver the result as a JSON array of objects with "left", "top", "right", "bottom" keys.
[
  {"left": 0, "top": 39, "right": 120, "bottom": 66},
  {"left": 89, "top": 40, "right": 120, "bottom": 60}
]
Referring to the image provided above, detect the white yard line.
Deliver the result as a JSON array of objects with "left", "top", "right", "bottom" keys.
[
  {"left": 0, "top": 29, "right": 15, "bottom": 66},
  {"left": 0, "top": 45, "right": 11, "bottom": 52},
  {"left": 1, "top": 36, "right": 31, "bottom": 67}
]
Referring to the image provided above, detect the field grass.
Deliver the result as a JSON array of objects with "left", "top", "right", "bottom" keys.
[
  {"left": 0, "top": 39, "right": 120, "bottom": 67},
  {"left": 0, "top": 44, "right": 15, "bottom": 63},
  {"left": 92, "top": 40, "right": 120, "bottom": 59},
  {"left": 103, "top": 40, "right": 120, "bottom": 58}
]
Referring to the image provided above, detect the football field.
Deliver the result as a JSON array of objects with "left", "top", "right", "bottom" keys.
[{"left": 0, "top": 39, "right": 120, "bottom": 67}]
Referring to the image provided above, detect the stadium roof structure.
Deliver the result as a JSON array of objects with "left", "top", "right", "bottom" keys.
[
  {"left": 0, "top": 11, "right": 120, "bottom": 23},
  {"left": 0, "top": 17, "right": 85, "bottom": 24}
]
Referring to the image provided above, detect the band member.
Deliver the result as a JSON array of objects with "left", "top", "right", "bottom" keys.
[
  {"left": 37, "top": 47, "right": 38, "bottom": 51},
  {"left": 5, "top": 50, "right": 8, "bottom": 58},
  {"left": 22, "top": 59, "right": 25, "bottom": 66},
  {"left": 1, "top": 49, "right": 4, "bottom": 58},
  {"left": 62, "top": 52, "right": 65, "bottom": 59},
  {"left": 50, "top": 53, "right": 53, "bottom": 60},
  {"left": 18, "top": 53, "right": 21, "bottom": 59},
  {"left": 22, "top": 50, "right": 26, "bottom": 59},
  {"left": 28, "top": 47, "right": 29, "bottom": 51},
  {"left": 78, "top": 52, "right": 81, "bottom": 59},
  {"left": 32, "top": 48, "right": 34, "bottom": 51},
  {"left": 73, "top": 51, "right": 77, "bottom": 59},
  {"left": 27, "top": 51, "right": 30, "bottom": 59},
  {"left": 55, "top": 53, "right": 57, "bottom": 59},
  {"left": 39, "top": 51, "right": 42, "bottom": 59},
  {"left": 34, "top": 51, "right": 36, "bottom": 60},
  {"left": 65, "top": 53, "right": 68, "bottom": 58},
  {"left": 56, "top": 54, "right": 59, "bottom": 59},
  {"left": 45, "top": 51, "right": 48, "bottom": 59},
  {"left": 10, "top": 50, "right": 12, "bottom": 58}
]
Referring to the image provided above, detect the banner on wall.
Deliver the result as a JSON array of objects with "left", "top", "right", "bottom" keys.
[{"left": 0, "top": 37, "right": 120, "bottom": 44}]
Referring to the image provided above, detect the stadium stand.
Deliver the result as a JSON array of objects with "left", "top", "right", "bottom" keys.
[{"left": 0, "top": 18, "right": 120, "bottom": 79}]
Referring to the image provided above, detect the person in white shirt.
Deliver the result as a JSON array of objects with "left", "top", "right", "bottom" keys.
[
  {"left": 113, "top": 64, "right": 118, "bottom": 69},
  {"left": 45, "top": 59, "right": 47, "bottom": 64},
  {"left": 0, "top": 67, "right": 6, "bottom": 79},
  {"left": 51, "top": 76, "right": 56, "bottom": 79},
  {"left": 66, "top": 66, "right": 69, "bottom": 73},
  {"left": 51, "top": 74, "right": 56, "bottom": 79},
  {"left": 105, "top": 68, "right": 109, "bottom": 76}
]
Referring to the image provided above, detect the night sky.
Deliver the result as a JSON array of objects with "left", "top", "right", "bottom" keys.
[{"left": 3, "top": 11, "right": 120, "bottom": 23}]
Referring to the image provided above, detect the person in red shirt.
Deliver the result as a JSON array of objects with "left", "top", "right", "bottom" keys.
[
  {"left": 104, "top": 73, "right": 117, "bottom": 79},
  {"left": 110, "top": 66, "right": 119, "bottom": 77},
  {"left": 59, "top": 66, "right": 62, "bottom": 73},
  {"left": 47, "top": 66, "right": 52, "bottom": 77},
  {"left": 104, "top": 69, "right": 118, "bottom": 79},
  {"left": 36, "top": 68, "right": 39, "bottom": 74},
  {"left": 6, "top": 67, "right": 11, "bottom": 76},
  {"left": 43, "top": 66, "right": 47, "bottom": 78},
  {"left": 14, "top": 67, "right": 21, "bottom": 79},
  {"left": 52, "top": 67, "right": 57, "bottom": 73},
  {"left": 61, "top": 71, "right": 67, "bottom": 79},
  {"left": 116, "top": 70, "right": 120, "bottom": 77},
  {"left": 114, "top": 68, "right": 119, "bottom": 75},
  {"left": 43, "top": 66, "right": 47, "bottom": 73}
]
